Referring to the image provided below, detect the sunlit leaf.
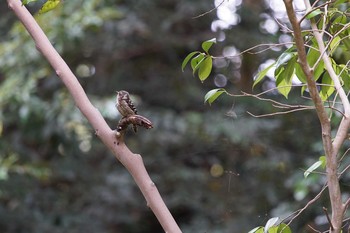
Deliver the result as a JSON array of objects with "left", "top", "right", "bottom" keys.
[
  {"left": 182, "top": 51, "right": 200, "bottom": 71},
  {"left": 202, "top": 38, "right": 216, "bottom": 53},
  {"left": 306, "top": 9, "right": 322, "bottom": 19},
  {"left": 198, "top": 56, "right": 213, "bottom": 82},
  {"left": 267, "top": 226, "right": 278, "bottom": 233},
  {"left": 264, "top": 217, "right": 279, "bottom": 233},
  {"left": 204, "top": 88, "right": 226, "bottom": 105},
  {"left": 304, "top": 160, "right": 323, "bottom": 178},
  {"left": 319, "top": 155, "right": 326, "bottom": 169},
  {"left": 39, "top": 0, "right": 61, "bottom": 14},
  {"left": 276, "top": 56, "right": 295, "bottom": 98},
  {"left": 253, "top": 62, "right": 275, "bottom": 88},
  {"left": 191, "top": 53, "right": 205, "bottom": 74},
  {"left": 277, "top": 223, "right": 292, "bottom": 233}
]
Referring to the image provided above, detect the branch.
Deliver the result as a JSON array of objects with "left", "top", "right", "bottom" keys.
[
  {"left": 304, "top": 1, "right": 350, "bottom": 231},
  {"left": 247, "top": 107, "right": 313, "bottom": 118},
  {"left": 284, "top": 1, "right": 344, "bottom": 232},
  {"left": 323, "top": 207, "right": 335, "bottom": 231},
  {"left": 306, "top": 1, "right": 350, "bottom": 153},
  {"left": 283, "top": 1, "right": 331, "bottom": 145},
  {"left": 7, "top": 1, "right": 182, "bottom": 232}
]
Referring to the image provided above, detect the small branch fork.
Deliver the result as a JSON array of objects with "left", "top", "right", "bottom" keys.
[{"left": 6, "top": 1, "right": 181, "bottom": 232}]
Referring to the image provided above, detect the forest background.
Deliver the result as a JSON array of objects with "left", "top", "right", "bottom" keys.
[{"left": 1, "top": 0, "right": 349, "bottom": 232}]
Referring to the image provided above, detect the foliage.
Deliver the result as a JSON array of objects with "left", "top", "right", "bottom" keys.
[
  {"left": 248, "top": 217, "right": 291, "bottom": 233},
  {"left": 183, "top": 1, "right": 350, "bottom": 103},
  {"left": 182, "top": 38, "right": 216, "bottom": 82},
  {"left": 253, "top": 1, "right": 350, "bottom": 101}
]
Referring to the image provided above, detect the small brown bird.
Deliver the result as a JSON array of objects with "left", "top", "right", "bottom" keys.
[
  {"left": 116, "top": 90, "right": 138, "bottom": 132},
  {"left": 115, "top": 90, "right": 138, "bottom": 117}
]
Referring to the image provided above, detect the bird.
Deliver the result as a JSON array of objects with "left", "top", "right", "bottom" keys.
[
  {"left": 115, "top": 90, "right": 138, "bottom": 117},
  {"left": 115, "top": 90, "right": 138, "bottom": 132}
]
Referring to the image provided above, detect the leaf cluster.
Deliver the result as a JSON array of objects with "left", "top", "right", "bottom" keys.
[
  {"left": 249, "top": 217, "right": 291, "bottom": 233},
  {"left": 254, "top": 1, "right": 350, "bottom": 100},
  {"left": 182, "top": 1, "right": 350, "bottom": 103},
  {"left": 182, "top": 38, "right": 230, "bottom": 105},
  {"left": 182, "top": 38, "right": 216, "bottom": 82}
]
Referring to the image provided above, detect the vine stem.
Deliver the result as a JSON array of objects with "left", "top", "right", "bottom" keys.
[{"left": 7, "top": 0, "right": 182, "bottom": 232}]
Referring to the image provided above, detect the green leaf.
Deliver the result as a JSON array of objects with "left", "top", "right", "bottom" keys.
[
  {"left": 319, "top": 155, "right": 326, "bottom": 169},
  {"left": 277, "top": 223, "right": 292, "bottom": 233},
  {"left": 304, "top": 160, "right": 323, "bottom": 178},
  {"left": 306, "top": 46, "right": 325, "bottom": 81},
  {"left": 39, "top": 0, "right": 61, "bottom": 14},
  {"left": 276, "top": 56, "right": 296, "bottom": 98},
  {"left": 267, "top": 226, "right": 278, "bottom": 233},
  {"left": 314, "top": 61, "right": 325, "bottom": 82},
  {"left": 295, "top": 62, "right": 307, "bottom": 83},
  {"left": 204, "top": 88, "right": 226, "bottom": 105},
  {"left": 319, "top": 72, "right": 334, "bottom": 101},
  {"left": 182, "top": 51, "right": 200, "bottom": 71},
  {"left": 264, "top": 217, "right": 279, "bottom": 233},
  {"left": 306, "top": 9, "right": 323, "bottom": 19},
  {"left": 253, "top": 62, "right": 275, "bottom": 88},
  {"left": 274, "top": 65, "right": 285, "bottom": 78},
  {"left": 202, "top": 38, "right": 216, "bottom": 53},
  {"left": 191, "top": 53, "right": 205, "bottom": 74},
  {"left": 329, "top": 36, "right": 341, "bottom": 54},
  {"left": 198, "top": 56, "right": 213, "bottom": 82},
  {"left": 307, "top": 47, "right": 320, "bottom": 67}
]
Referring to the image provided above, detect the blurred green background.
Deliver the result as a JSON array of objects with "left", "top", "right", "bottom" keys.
[{"left": 1, "top": 0, "right": 350, "bottom": 232}]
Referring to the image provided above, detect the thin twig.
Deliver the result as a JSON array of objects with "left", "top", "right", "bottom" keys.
[
  {"left": 299, "top": 0, "right": 335, "bottom": 24},
  {"left": 247, "top": 107, "right": 312, "bottom": 118},
  {"left": 308, "top": 224, "right": 322, "bottom": 233},
  {"left": 192, "top": 0, "right": 225, "bottom": 19},
  {"left": 285, "top": 184, "right": 328, "bottom": 226},
  {"left": 212, "top": 42, "right": 295, "bottom": 59},
  {"left": 323, "top": 207, "right": 335, "bottom": 231}
]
